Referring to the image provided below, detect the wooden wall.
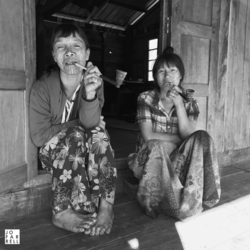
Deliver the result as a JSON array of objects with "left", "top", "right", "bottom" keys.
[
  {"left": 212, "top": 0, "right": 250, "bottom": 165},
  {"left": 0, "top": 0, "right": 37, "bottom": 193},
  {"left": 160, "top": 0, "right": 250, "bottom": 166}
]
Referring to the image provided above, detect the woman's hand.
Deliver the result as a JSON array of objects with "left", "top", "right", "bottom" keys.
[
  {"left": 168, "top": 86, "right": 183, "bottom": 107},
  {"left": 98, "top": 116, "right": 106, "bottom": 130},
  {"left": 84, "top": 61, "right": 103, "bottom": 100}
]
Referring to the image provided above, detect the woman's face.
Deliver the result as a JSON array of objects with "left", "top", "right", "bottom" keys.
[
  {"left": 156, "top": 63, "right": 182, "bottom": 92},
  {"left": 52, "top": 33, "right": 90, "bottom": 75}
]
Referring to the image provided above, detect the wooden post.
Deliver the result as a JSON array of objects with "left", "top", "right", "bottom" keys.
[
  {"left": 159, "top": 0, "right": 171, "bottom": 52},
  {"left": 24, "top": 0, "right": 38, "bottom": 180}
]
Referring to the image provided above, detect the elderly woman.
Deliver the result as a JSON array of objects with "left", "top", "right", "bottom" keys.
[
  {"left": 30, "top": 23, "right": 116, "bottom": 236},
  {"left": 128, "top": 47, "right": 221, "bottom": 220}
]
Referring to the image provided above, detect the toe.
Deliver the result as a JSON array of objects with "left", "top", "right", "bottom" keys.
[
  {"left": 80, "top": 222, "right": 91, "bottom": 229},
  {"left": 99, "top": 227, "right": 106, "bottom": 235},
  {"left": 106, "top": 226, "right": 111, "bottom": 234},
  {"left": 90, "top": 227, "right": 96, "bottom": 236},
  {"left": 84, "top": 229, "right": 91, "bottom": 235},
  {"left": 73, "top": 226, "right": 86, "bottom": 233},
  {"left": 95, "top": 226, "right": 101, "bottom": 236}
]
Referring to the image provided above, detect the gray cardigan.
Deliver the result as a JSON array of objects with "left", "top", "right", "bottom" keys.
[{"left": 29, "top": 70, "right": 104, "bottom": 147}]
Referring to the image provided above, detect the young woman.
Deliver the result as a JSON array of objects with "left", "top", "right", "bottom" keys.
[
  {"left": 30, "top": 23, "right": 116, "bottom": 236},
  {"left": 128, "top": 47, "right": 221, "bottom": 220}
]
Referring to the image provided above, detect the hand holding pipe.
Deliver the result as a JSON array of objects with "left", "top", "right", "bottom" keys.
[
  {"left": 167, "top": 85, "right": 190, "bottom": 102},
  {"left": 75, "top": 63, "right": 118, "bottom": 87}
]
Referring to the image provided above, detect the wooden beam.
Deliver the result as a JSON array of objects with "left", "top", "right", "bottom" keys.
[
  {"left": 218, "top": 147, "right": 250, "bottom": 168},
  {"left": 184, "top": 83, "right": 209, "bottom": 97},
  {"left": 85, "top": 6, "right": 99, "bottom": 23},
  {"left": 179, "top": 21, "right": 212, "bottom": 39},
  {"left": 0, "top": 164, "right": 27, "bottom": 193},
  {"left": 108, "top": 0, "right": 146, "bottom": 12},
  {"left": 0, "top": 68, "right": 26, "bottom": 90},
  {"left": 41, "top": 0, "right": 74, "bottom": 16},
  {"left": 0, "top": 182, "right": 51, "bottom": 221},
  {"left": 159, "top": 0, "right": 170, "bottom": 52},
  {"left": 52, "top": 12, "right": 126, "bottom": 30},
  {"left": 92, "top": 1, "right": 109, "bottom": 19}
]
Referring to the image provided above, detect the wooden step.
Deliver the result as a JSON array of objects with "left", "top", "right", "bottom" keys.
[{"left": 0, "top": 157, "right": 133, "bottom": 221}]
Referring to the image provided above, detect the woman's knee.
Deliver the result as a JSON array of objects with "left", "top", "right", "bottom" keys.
[
  {"left": 191, "top": 130, "right": 211, "bottom": 140},
  {"left": 143, "top": 139, "right": 176, "bottom": 154}
]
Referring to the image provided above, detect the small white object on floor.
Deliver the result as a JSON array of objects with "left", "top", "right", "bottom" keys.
[{"left": 128, "top": 238, "right": 139, "bottom": 249}]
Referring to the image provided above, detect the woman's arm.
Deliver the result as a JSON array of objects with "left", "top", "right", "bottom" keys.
[
  {"left": 175, "top": 103, "right": 197, "bottom": 140},
  {"left": 79, "top": 82, "right": 104, "bottom": 129},
  {"left": 29, "top": 82, "right": 79, "bottom": 147},
  {"left": 79, "top": 62, "right": 104, "bottom": 128},
  {"left": 169, "top": 88, "right": 198, "bottom": 140},
  {"left": 139, "top": 121, "right": 182, "bottom": 144}
]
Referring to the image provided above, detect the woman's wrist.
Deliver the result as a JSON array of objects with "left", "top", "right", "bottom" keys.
[{"left": 83, "top": 91, "right": 97, "bottom": 101}]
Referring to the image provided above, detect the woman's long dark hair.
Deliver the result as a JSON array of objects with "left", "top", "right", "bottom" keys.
[{"left": 152, "top": 47, "right": 185, "bottom": 91}]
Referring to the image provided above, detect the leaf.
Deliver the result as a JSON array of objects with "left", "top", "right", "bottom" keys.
[
  {"left": 72, "top": 161, "right": 78, "bottom": 171},
  {"left": 94, "top": 179, "right": 99, "bottom": 184},
  {"left": 93, "top": 185, "right": 99, "bottom": 190}
]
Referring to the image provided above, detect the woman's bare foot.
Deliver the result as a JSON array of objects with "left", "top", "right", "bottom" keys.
[
  {"left": 90, "top": 198, "right": 114, "bottom": 236},
  {"left": 52, "top": 208, "right": 97, "bottom": 233}
]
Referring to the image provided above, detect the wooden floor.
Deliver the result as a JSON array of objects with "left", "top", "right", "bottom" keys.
[
  {"left": 1, "top": 160, "right": 250, "bottom": 250},
  {"left": 106, "top": 118, "right": 139, "bottom": 159},
  {"left": 2, "top": 121, "right": 250, "bottom": 249}
]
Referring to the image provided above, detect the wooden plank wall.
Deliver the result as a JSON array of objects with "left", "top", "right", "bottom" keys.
[
  {"left": 203, "top": 0, "right": 250, "bottom": 166},
  {"left": 0, "top": 0, "right": 37, "bottom": 192},
  {"left": 225, "top": 0, "right": 249, "bottom": 151},
  {"left": 214, "top": 0, "right": 250, "bottom": 165},
  {"left": 0, "top": 1, "right": 26, "bottom": 174}
]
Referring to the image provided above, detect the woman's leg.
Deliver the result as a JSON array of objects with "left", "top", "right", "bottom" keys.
[
  {"left": 84, "top": 127, "right": 116, "bottom": 236},
  {"left": 171, "top": 130, "right": 221, "bottom": 220},
  {"left": 39, "top": 126, "right": 116, "bottom": 234},
  {"left": 129, "top": 131, "right": 220, "bottom": 220},
  {"left": 129, "top": 140, "right": 180, "bottom": 219}
]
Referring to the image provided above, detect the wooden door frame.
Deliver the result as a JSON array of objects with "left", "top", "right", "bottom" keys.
[
  {"left": 159, "top": 0, "right": 171, "bottom": 52},
  {"left": 0, "top": 0, "right": 37, "bottom": 194},
  {"left": 24, "top": 0, "right": 38, "bottom": 180}
]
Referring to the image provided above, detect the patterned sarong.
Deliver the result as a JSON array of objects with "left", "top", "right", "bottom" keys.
[
  {"left": 39, "top": 126, "right": 116, "bottom": 215},
  {"left": 128, "top": 130, "right": 221, "bottom": 220}
]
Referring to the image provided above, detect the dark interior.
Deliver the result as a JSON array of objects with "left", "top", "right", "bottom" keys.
[{"left": 35, "top": 0, "right": 160, "bottom": 163}]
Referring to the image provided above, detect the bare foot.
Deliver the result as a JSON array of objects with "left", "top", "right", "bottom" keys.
[
  {"left": 52, "top": 208, "right": 97, "bottom": 233},
  {"left": 90, "top": 198, "right": 114, "bottom": 236}
]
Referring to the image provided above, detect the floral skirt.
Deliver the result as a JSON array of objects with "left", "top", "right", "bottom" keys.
[
  {"left": 127, "top": 130, "right": 221, "bottom": 220},
  {"left": 39, "top": 126, "right": 116, "bottom": 215}
]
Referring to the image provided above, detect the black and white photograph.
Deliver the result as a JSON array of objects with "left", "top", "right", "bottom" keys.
[{"left": 0, "top": 0, "right": 250, "bottom": 249}]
